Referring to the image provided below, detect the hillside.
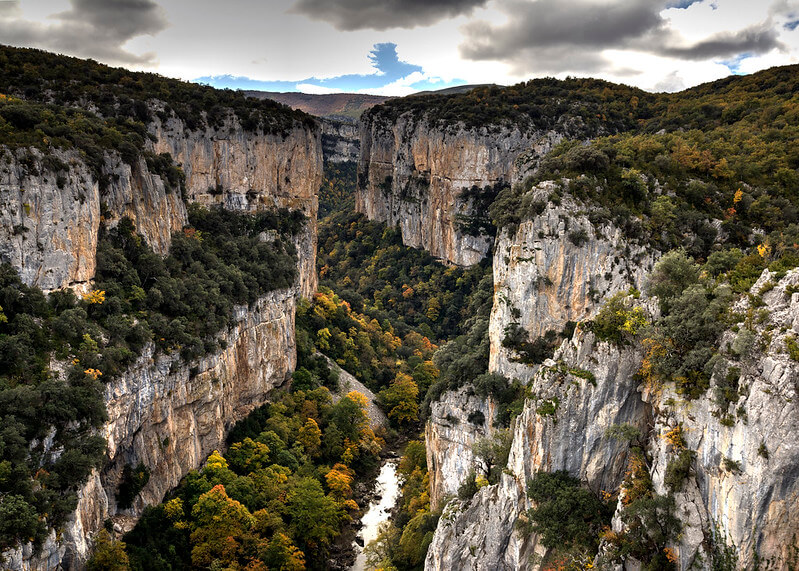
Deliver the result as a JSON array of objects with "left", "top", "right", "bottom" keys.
[
  {"left": 2, "top": 41, "right": 799, "bottom": 571},
  {"left": 245, "top": 90, "right": 390, "bottom": 120}
]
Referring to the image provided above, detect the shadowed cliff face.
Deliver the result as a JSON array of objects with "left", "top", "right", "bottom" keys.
[{"left": 356, "top": 113, "right": 561, "bottom": 266}]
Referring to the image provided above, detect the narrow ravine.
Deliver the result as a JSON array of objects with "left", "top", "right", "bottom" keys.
[{"left": 350, "top": 459, "right": 401, "bottom": 571}]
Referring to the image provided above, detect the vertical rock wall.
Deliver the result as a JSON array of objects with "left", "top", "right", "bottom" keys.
[{"left": 356, "top": 113, "right": 560, "bottom": 266}]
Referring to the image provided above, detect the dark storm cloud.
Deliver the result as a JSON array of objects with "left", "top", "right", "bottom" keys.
[
  {"left": 660, "top": 24, "right": 782, "bottom": 60},
  {"left": 0, "top": 0, "right": 167, "bottom": 64},
  {"left": 460, "top": 0, "right": 666, "bottom": 73},
  {"left": 289, "top": 0, "right": 488, "bottom": 31},
  {"left": 460, "top": 0, "right": 784, "bottom": 74}
]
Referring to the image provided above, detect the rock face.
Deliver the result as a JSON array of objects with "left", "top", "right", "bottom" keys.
[
  {"left": 642, "top": 269, "right": 799, "bottom": 570},
  {"left": 0, "top": 147, "right": 185, "bottom": 292},
  {"left": 356, "top": 113, "right": 561, "bottom": 266},
  {"left": 489, "top": 183, "right": 655, "bottom": 383},
  {"left": 150, "top": 111, "right": 321, "bottom": 298},
  {"left": 0, "top": 110, "right": 322, "bottom": 297},
  {"left": 425, "top": 387, "right": 499, "bottom": 510},
  {"left": 320, "top": 118, "right": 360, "bottom": 164},
  {"left": 5, "top": 290, "right": 297, "bottom": 570},
  {"left": 425, "top": 193, "right": 799, "bottom": 569},
  {"left": 0, "top": 108, "right": 322, "bottom": 570}
]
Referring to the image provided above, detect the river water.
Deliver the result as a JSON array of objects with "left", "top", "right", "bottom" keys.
[{"left": 350, "top": 459, "right": 400, "bottom": 571}]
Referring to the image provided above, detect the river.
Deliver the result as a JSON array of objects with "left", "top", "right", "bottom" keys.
[{"left": 350, "top": 459, "right": 400, "bottom": 571}]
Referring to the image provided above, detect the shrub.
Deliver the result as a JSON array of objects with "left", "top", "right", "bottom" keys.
[{"left": 524, "top": 471, "right": 611, "bottom": 551}]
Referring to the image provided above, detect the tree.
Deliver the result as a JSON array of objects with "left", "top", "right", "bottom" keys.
[
  {"left": 190, "top": 485, "right": 256, "bottom": 568},
  {"left": 227, "top": 437, "right": 271, "bottom": 475},
  {"left": 0, "top": 494, "right": 46, "bottom": 551},
  {"left": 261, "top": 532, "right": 306, "bottom": 571},
  {"left": 646, "top": 250, "right": 699, "bottom": 313},
  {"left": 472, "top": 429, "right": 512, "bottom": 483},
  {"left": 297, "top": 418, "right": 322, "bottom": 456},
  {"left": 325, "top": 463, "right": 355, "bottom": 499},
  {"left": 525, "top": 471, "right": 610, "bottom": 551},
  {"left": 286, "top": 477, "right": 347, "bottom": 550},
  {"left": 379, "top": 372, "right": 419, "bottom": 425},
  {"left": 87, "top": 530, "right": 129, "bottom": 571}
]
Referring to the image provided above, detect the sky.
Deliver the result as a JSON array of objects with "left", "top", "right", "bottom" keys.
[{"left": 0, "top": 0, "right": 798, "bottom": 95}]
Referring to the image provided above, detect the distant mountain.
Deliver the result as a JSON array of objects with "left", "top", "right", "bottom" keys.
[
  {"left": 410, "top": 83, "right": 499, "bottom": 96},
  {"left": 245, "top": 91, "right": 391, "bottom": 120}
]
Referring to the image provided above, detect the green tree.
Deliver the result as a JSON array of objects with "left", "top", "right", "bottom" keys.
[
  {"left": 525, "top": 471, "right": 610, "bottom": 551},
  {"left": 379, "top": 372, "right": 420, "bottom": 425},
  {"left": 87, "top": 530, "right": 130, "bottom": 571},
  {"left": 286, "top": 477, "right": 347, "bottom": 550},
  {"left": 190, "top": 484, "right": 257, "bottom": 568}
]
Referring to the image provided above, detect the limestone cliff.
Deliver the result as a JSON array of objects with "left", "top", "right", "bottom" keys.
[
  {"left": 489, "top": 183, "right": 656, "bottom": 383},
  {"left": 150, "top": 110, "right": 321, "bottom": 297},
  {"left": 0, "top": 107, "right": 322, "bottom": 570},
  {"left": 0, "top": 109, "right": 322, "bottom": 297},
  {"left": 5, "top": 289, "right": 297, "bottom": 570},
  {"left": 425, "top": 387, "right": 499, "bottom": 510},
  {"left": 320, "top": 118, "right": 360, "bottom": 164},
  {"left": 640, "top": 269, "right": 799, "bottom": 570},
  {"left": 356, "top": 113, "right": 561, "bottom": 266},
  {"left": 425, "top": 194, "right": 799, "bottom": 569},
  {"left": 0, "top": 147, "right": 185, "bottom": 292}
]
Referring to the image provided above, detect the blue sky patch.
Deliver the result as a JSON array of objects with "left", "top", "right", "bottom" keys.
[{"left": 195, "top": 43, "right": 465, "bottom": 94}]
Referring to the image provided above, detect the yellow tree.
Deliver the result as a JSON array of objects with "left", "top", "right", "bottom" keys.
[
  {"left": 190, "top": 485, "right": 257, "bottom": 568},
  {"left": 379, "top": 373, "right": 419, "bottom": 425},
  {"left": 297, "top": 418, "right": 322, "bottom": 457}
]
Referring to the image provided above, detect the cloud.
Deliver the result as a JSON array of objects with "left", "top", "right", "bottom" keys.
[
  {"left": 197, "top": 42, "right": 466, "bottom": 95},
  {"left": 289, "top": 0, "right": 488, "bottom": 31},
  {"left": 660, "top": 24, "right": 782, "bottom": 59},
  {"left": 0, "top": 0, "right": 168, "bottom": 64},
  {"left": 459, "top": 0, "right": 784, "bottom": 75}
]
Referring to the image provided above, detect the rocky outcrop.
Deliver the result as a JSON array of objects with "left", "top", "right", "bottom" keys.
[
  {"left": 320, "top": 118, "right": 360, "bottom": 164},
  {"left": 1, "top": 106, "right": 322, "bottom": 569},
  {"left": 489, "top": 182, "right": 656, "bottom": 383},
  {"left": 356, "top": 113, "right": 562, "bottom": 266},
  {"left": 642, "top": 269, "right": 799, "bottom": 570},
  {"left": 426, "top": 197, "right": 799, "bottom": 569},
  {"left": 0, "top": 109, "right": 322, "bottom": 297},
  {"left": 0, "top": 147, "right": 185, "bottom": 292},
  {"left": 426, "top": 329, "right": 651, "bottom": 570},
  {"left": 425, "top": 387, "right": 499, "bottom": 510},
  {"left": 5, "top": 289, "right": 297, "bottom": 570},
  {"left": 150, "top": 110, "right": 321, "bottom": 298}
]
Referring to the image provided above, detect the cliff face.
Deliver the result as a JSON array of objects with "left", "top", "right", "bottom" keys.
[
  {"left": 0, "top": 110, "right": 322, "bottom": 569},
  {"left": 150, "top": 112, "right": 321, "bottom": 298},
  {"left": 425, "top": 387, "right": 499, "bottom": 510},
  {"left": 6, "top": 290, "right": 297, "bottom": 570},
  {"left": 0, "top": 111, "right": 321, "bottom": 297},
  {"left": 489, "top": 183, "right": 655, "bottom": 383},
  {"left": 425, "top": 193, "right": 799, "bottom": 569},
  {"left": 639, "top": 269, "right": 799, "bottom": 569},
  {"left": 0, "top": 147, "right": 185, "bottom": 292},
  {"left": 320, "top": 118, "right": 360, "bottom": 164},
  {"left": 356, "top": 114, "right": 561, "bottom": 266},
  {"left": 427, "top": 332, "right": 649, "bottom": 570}
]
